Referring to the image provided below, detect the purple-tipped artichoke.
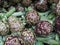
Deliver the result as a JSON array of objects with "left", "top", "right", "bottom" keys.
[
  {"left": 55, "top": 16, "right": 60, "bottom": 34},
  {"left": 35, "top": 0, "right": 48, "bottom": 11},
  {"left": 8, "top": 16, "right": 24, "bottom": 32},
  {"left": 35, "top": 21, "right": 53, "bottom": 36},
  {"left": 21, "top": 29, "right": 35, "bottom": 45},
  {"left": 4, "top": 35, "right": 25, "bottom": 45},
  {"left": 26, "top": 10, "right": 39, "bottom": 24},
  {"left": 21, "top": 0, "right": 32, "bottom": 6},
  {"left": 0, "top": 21, "right": 9, "bottom": 35}
]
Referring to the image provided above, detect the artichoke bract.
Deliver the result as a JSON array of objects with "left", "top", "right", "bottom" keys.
[
  {"left": 4, "top": 35, "right": 24, "bottom": 45},
  {"left": 21, "top": 29, "right": 35, "bottom": 45},
  {"left": 21, "top": 0, "right": 32, "bottom": 6},
  {"left": 35, "top": 0, "right": 48, "bottom": 11},
  {"left": 35, "top": 21, "right": 53, "bottom": 36},
  {"left": 55, "top": 16, "right": 60, "bottom": 34},
  {"left": 8, "top": 16, "right": 24, "bottom": 32},
  {"left": 26, "top": 10, "right": 39, "bottom": 25},
  {"left": 0, "top": 21, "right": 9, "bottom": 35}
]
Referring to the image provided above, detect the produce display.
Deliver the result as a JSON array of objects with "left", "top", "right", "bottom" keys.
[{"left": 0, "top": 0, "right": 60, "bottom": 45}]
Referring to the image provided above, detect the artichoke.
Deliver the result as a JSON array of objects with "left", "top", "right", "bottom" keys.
[
  {"left": 0, "top": 21, "right": 9, "bottom": 35},
  {"left": 26, "top": 10, "right": 40, "bottom": 24},
  {"left": 15, "top": 4, "right": 25, "bottom": 12},
  {"left": 21, "top": 29, "right": 35, "bottom": 45},
  {"left": 8, "top": 16, "right": 24, "bottom": 32},
  {"left": 55, "top": 16, "right": 60, "bottom": 35},
  {"left": 53, "top": 1, "right": 60, "bottom": 15},
  {"left": 21, "top": 0, "right": 32, "bottom": 6},
  {"left": 35, "top": 21, "right": 53, "bottom": 36},
  {"left": 35, "top": 0, "right": 48, "bottom": 11},
  {"left": 4, "top": 35, "right": 25, "bottom": 45}
]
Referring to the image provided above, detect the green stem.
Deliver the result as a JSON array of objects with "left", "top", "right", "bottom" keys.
[
  {"left": 1, "top": 8, "right": 16, "bottom": 22},
  {"left": 48, "top": 40, "right": 59, "bottom": 45},
  {"left": 36, "top": 37, "right": 60, "bottom": 45},
  {"left": 47, "top": 13, "right": 55, "bottom": 20},
  {"left": 0, "top": 11, "right": 25, "bottom": 17},
  {"left": 5, "top": 7, "right": 16, "bottom": 18},
  {"left": 55, "top": 34, "right": 59, "bottom": 41},
  {"left": 36, "top": 37, "right": 48, "bottom": 42},
  {"left": 12, "top": 12, "right": 25, "bottom": 16},
  {"left": 0, "top": 8, "right": 16, "bottom": 19}
]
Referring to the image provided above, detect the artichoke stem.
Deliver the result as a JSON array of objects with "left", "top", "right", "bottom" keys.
[{"left": 5, "top": 7, "right": 16, "bottom": 18}]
